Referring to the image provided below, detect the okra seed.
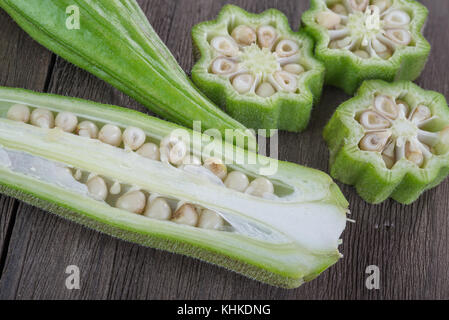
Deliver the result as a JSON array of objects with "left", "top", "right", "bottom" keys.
[
  {"left": 231, "top": 25, "right": 257, "bottom": 46},
  {"left": 411, "top": 105, "right": 431, "bottom": 124},
  {"left": 232, "top": 74, "right": 254, "bottom": 94},
  {"left": 169, "top": 141, "right": 187, "bottom": 166},
  {"left": 256, "top": 82, "right": 276, "bottom": 98},
  {"left": 30, "top": 108, "right": 55, "bottom": 129},
  {"left": 86, "top": 176, "right": 108, "bottom": 201},
  {"left": 198, "top": 209, "right": 224, "bottom": 230},
  {"left": 283, "top": 63, "right": 304, "bottom": 75},
  {"left": 257, "top": 25, "right": 277, "bottom": 49},
  {"left": 55, "top": 112, "right": 78, "bottom": 133},
  {"left": 273, "top": 71, "right": 297, "bottom": 93},
  {"left": 144, "top": 197, "right": 172, "bottom": 220},
  {"left": 354, "top": 50, "right": 370, "bottom": 59},
  {"left": 275, "top": 40, "right": 299, "bottom": 57},
  {"left": 246, "top": 177, "right": 274, "bottom": 197},
  {"left": 331, "top": 4, "right": 348, "bottom": 15},
  {"left": 136, "top": 143, "right": 160, "bottom": 161},
  {"left": 77, "top": 121, "right": 99, "bottom": 139},
  {"left": 110, "top": 181, "right": 121, "bottom": 195},
  {"left": 347, "top": 0, "right": 369, "bottom": 12},
  {"left": 98, "top": 124, "right": 122, "bottom": 146},
  {"left": 316, "top": 11, "right": 341, "bottom": 29},
  {"left": 372, "top": 38, "right": 390, "bottom": 57},
  {"left": 172, "top": 203, "right": 198, "bottom": 227},
  {"left": 385, "top": 29, "right": 411, "bottom": 46},
  {"left": 74, "top": 168, "right": 82, "bottom": 181},
  {"left": 383, "top": 10, "right": 411, "bottom": 28},
  {"left": 359, "top": 110, "right": 390, "bottom": 130},
  {"left": 210, "top": 36, "right": 239, "bottom": 57},
  {"left": 7, "top": 104, "right": 30, "bottom": 123},
  {"left": 203, "top": 157, "right": 227, "bottom": 180},
  {"left": 115, "top": 190, "right": 146, "bottom": 214},
  {"left": 123, "top": 126, "right": 146, "bottom": 151},
  {"left": 374, "top": 95, "right": 399, "bottom": 120},
  {"left": 382, "top": 141, "right": 396, "bottom": 169},
  {"left": 211, "top": 57, "right": 238, "bottom": 75},
  {"left": 405, "top": 141, "right": 424, "bottom": 167},
  {"left": 224, "top": 171, "right": 249, "bottom": 192},
  {"left": 359, "top": 131, "right": 391, "bottom": 152}
]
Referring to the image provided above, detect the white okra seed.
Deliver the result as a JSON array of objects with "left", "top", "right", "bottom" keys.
[
  {"left": 210, "top": 36, "right": 239, "bottom": 57},
  {"left": 172, "top": 203, "right": 198, "bottom": 227},
  {"left": 383, "top": 10, "right": 411, "bottom": 28},
  {"left": 98, "top": 124, "right": 122, "bottom": 146},
  {"left": 144, "top": 197, "right": 172, "bottom": 220},
  {"left": 198, "top": 209, "right": 224, "bottom": 230},
  {"left": 331, "top": 4, "right": 348, "bottom": 15},
  {"left": 246, "top": 177, "right": 274, "bottom": 197},
  {"left": 275, "top": 39, "right": 299, "bottom": 57},
  {"left": 136, "top": 143, "right": 160, "bottom": 161},
  {"left": 86, "top": 176, "right": 108, "bottom": 201},
  {"left": 7, "top": 104, "right": 30, "bottom": 123},
  {"left": 385, "top": 29, "right": 411, "bottom": 46},
  {"left": 405, "top": 141, "right": 424, "bottom": 167},
  {"left": 359, "top": 131, "right": 391, "bottom": 152},
  {"left": 110, "top": 181, "right": 121, "bottom": 195},
  {"left": 55, "top": 111, "right": 78, "bottom": 133},
  {"left": 316, "top": 11, "right": 341, "bottom": 29},
  {"left": 169, "top": 141, "right": 187, "bottom": 166},
  {"left": 256, "top": 82, "right": 276, "bottom": 98},
  {"left": 224, "top": 170, "right": 249, "bottom": 192},
  {"left": 231, "top": 25, "right": 257, "bottom": 46},
  {"left": 210, "top": 57, "right": 238, "bottom": 75},
  {"left": 283, "top": 63, "right": 304, "bottom": 75},
  {"left": 257, "top": 25, "right": 277, "bottom": 49},
  {"left": 77, "top": 121, "right": 99, "bottom": 139},
  {"left": 374, "top": 95, "right": 399, "bottom": 120},
  {"left": 30, "top": 108, "right": 55, "bottom": 128},
  {"left": 232, "top": 73, "right": 254, "bottom": 94},
  {"left": 203, "top": 157, "right": 227, "bottom": 180},
  {"left": 273, "top": 71, "right": 297, "bottom": 93},
  {"left": 115, "top": 190, "right": 146, "bottom": 214},
  {"left": 123, "top": 126, "right": 146, "bottom": 151}
]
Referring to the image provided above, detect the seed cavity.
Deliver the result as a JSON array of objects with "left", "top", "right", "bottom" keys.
[
  {"left": 231, "top": 25, "right": 257, "bottom": 46},
  {"left": 210, "top": 36, "right": 239, "bottom": 57},
  {"left": 211, "top": 57, "right": 238, "bottom": 75}
]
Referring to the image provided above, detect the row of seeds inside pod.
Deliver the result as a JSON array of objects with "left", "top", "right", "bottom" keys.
[
  {"left": 6, "top": 104, "right": 276, "bottom": 195},
  {"left": 209, "top": 23, "right": 305, "bottom": 97}
]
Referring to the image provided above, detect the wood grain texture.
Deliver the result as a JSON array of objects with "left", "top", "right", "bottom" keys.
[{"left": 0, "top": 0, "right": 448, "bottom": 299}]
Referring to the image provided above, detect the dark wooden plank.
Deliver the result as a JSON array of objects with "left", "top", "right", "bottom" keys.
[
  {"left": 0, "top": 0, "right": 448, "bottom": 300},
  {"left": 0, "top": 8, "right": 53, "bottom": 283}
]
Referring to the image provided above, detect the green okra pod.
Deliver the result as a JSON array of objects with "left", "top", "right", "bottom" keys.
[
  {"left": 0, "top": 0, "right": 256, "bottom": 147},
  {"left": 0, "top": 86, "right": 348, "bottom": 288}
]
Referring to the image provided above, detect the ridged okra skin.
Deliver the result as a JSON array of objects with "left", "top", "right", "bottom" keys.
[
  {"left": 0, "top": 0, "right": 256, "bottom": 147},
  {"left": 191, "top": 5, "right": 325, "bottom": 132},
  {"left": 302, "top": 0, "right": 430, "bottom": 95},
  {"left": 324, "top": 80, "right": 449, "bottom": 204},
  {"left": 0, "top": 87, "right": 348, "bottom": 288}
]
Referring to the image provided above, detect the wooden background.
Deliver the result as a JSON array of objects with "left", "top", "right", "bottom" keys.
[{"left": 0, "top": 0, "right": 448, "bottom": 300}]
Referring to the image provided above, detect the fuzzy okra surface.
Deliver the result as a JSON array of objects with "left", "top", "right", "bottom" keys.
[
  {"left": 0, "top": 86, "right": 348, "bottom": 288},
  {"left": 0, "top": 0, "right": 256, "bottom": 147},
  {"left": 324, "top": 80, "right": 449, "bottom": 204},
  {"left": 302, "top": 0, "right": 430, "bottom": 94},
  {"left": 191, "top": 5, "right": 325, "bottom": 133}
]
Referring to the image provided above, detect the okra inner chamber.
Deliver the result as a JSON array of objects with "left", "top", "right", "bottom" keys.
[{"left": 316, "top": 0, "right": 414, "bottom": 60}]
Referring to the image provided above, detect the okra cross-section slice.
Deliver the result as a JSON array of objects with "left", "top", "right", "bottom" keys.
[
  {"left": 302, "top": 0, "right": 430, "bottom": 94},
  {"left": 191, "top": 5, "right": 325, "bottom": 132},
  {"left": 0, "top": 86, "right": 348, "bottom": 288},
  {"left": 324, "top": 80, "right": 449, "bottom": 204},
  {"left": 0, "top": 0, "right": 256, "bottom": 148}
]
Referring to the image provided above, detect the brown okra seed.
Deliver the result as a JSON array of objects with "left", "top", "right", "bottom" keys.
[
  {"left": 7, "top": 104, "right": 30, "bottom": 123},
  {"left": 98, "top": 124, "right": 122, "bottom": 147},
  {"left": 172, "top": 203, "right": 199, "bottom": 227},
  {"left": 231, "top": 25, "right": 257, "bottom": 46},
  {"left": 203, "top": 157, "right": 227, "bottom": 180},
  {"left": 55, "top": 111, "right": 78, "bottom": 133},
  {"left": 77, "top": 121, "right": 99, "bottom": 139},
  {"left": 30, "top": 108, "right": 55, "bottom": 129},
  {"left": 144, "top": 197, "right": 172, "bottom": 220},
  {"left": 198, "top": 209, "right": 224, "bottom": 230},
  {"left": 115, "top": 190, "right": 146, "bottom": 214}
]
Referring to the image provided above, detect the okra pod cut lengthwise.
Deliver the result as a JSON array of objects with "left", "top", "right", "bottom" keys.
[
  {"left": 0, "top": 87, "right": 348, "bottom": 288},
  {"left": 0, "top": 0, "right": 255, "bottom": 146}
]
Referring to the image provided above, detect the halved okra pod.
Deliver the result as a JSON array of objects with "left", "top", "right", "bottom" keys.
[
  {"left": 324, "top": 80, "right": 449, "bottom": 204},
  {"left": 0, "top": 87, "right": 348, "bottom": 288},
  {"left": 302, "top": 0, "right": 430, "bottom": 94},
  {"left": 0, "top": 0, "right": 256, "bottom": 147},
  {"left": 191, "top": 5, "right": 325, "bottom": 132}
]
